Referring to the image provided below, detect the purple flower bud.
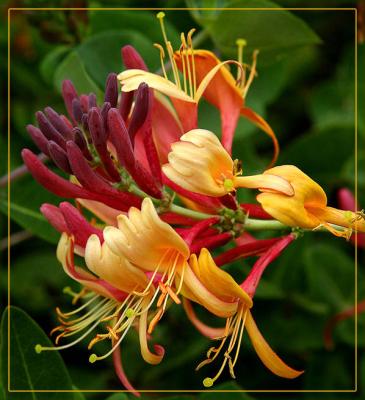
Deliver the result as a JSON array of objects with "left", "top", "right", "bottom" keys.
[
  {"left": 128, "top": 83, "right": 150, "bottom": 144},
  {"left": 108, "top": 108, "right": 162, "bottom": 198},
  {"left": 36, "top": 111, "right": 66, "bottom": 150},
  {"left": 121, "top": 45, "right": 148, "bottom": 71},
  {"left": 80, "top": 95, "right": 89, "bottom": 112},
  {"left": 101, "top": 102, "right": 111, "bottom": 131},
  {"left": 44, "top": 107, "right": 73, "bottom": 140},
  {"left": 119, "top": 91, "right": 134, "bottom": 122},
  {"left": 104, "top": 73, "right": 118, "bottom": 107},
  {"left": 47, "top": 140, "right": 73, "bottom": 174},
  {"left": 88, "top": 93, "right": 97, "bottom": 109},
  {"left": 72, "top": 98, "right": 83, "bottom": 123},
  {"left": 73, "top": 127, "right": 92, "bottom": 160},
  {"left": 88, "top": 107, "right": 107, "bottom": 146},
  {"left": 66, "top": 141, "right": 109, "bottom": 191},
  {"left": 26, "top": 124, "right": 50, "bottom": 156},
  {"left": 81, "top": 113, "right": 89, "bottom": 131},
  {"left": 108, "top": 108, "right": 135, "bottom": 170},
  {"left": 61, "top": 80, "right": 78, "bottom": 125}
]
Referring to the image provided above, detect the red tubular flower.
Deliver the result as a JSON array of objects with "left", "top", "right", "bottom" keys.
[
  {"left": 41, "top": 202, "right": 104, "bottom": 251},
  {"left": 44, "top": 106, "right": 73, "bottom": 140},
  {"left": 104, "top": 73, "right": 119, "bottom": 107},
  {"left": 40, "top": 204, "right": 70, "bottom": 234},
  {"left": 22, "top": 149, "right": 140, "bottom": 212},
  {"left": 214, "top": 237, "right": 281, "bottom": 267},
  {"left": 107, "top": 108, "right": 162, "bottom": 198},
  {"left": 190, "top": 232, "right": 232, "bottom": 254},
  {"left": 26, "top": 125, "right": 50, "bottom": 156},
  {"left": 47, "top": 141, "right": 72, "bottom": 174},
  {"left": 240, "top": 203, "right": 273, "bottom": 219},
  {"left": 179, "top": 217, "right": 220, "bottom": 246},
  {"left": 241, "top": 233, "right": 296, "bottom": 297}
]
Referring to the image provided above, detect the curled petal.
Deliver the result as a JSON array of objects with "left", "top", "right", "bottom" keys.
[
  {"left": 246, "top": 310, "right": 303, "bottom": 379},
  {"left": 138, "top": 299, "right": 165, "bottom": 365}
]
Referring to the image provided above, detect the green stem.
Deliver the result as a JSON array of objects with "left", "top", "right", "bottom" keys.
[
  {"left": 169, "top": 203, "right": 215, "bottom": 220},
  {"left": 244, "top": 218, "right": 288, "bottom": 232}
]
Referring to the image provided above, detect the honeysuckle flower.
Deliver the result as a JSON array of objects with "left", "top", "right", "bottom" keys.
[
  {"left": 256, "top": 165, "right": 365, "bottom": 238},
  {"left": 118, "top": 12, "right": 279, "bottom": 163},
  {"left": 185, "top": 247, "right": 302, "bottom": 387},
  {"left": 96, "top": 198, "right": 237, "bottom": 330},
  {"left": 162, "top": 129, "right": 293, "bottom": 197}
]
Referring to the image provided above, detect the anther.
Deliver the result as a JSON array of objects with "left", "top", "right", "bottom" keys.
[
  {"left": 203, "top": 377, "right": 214, "bottom": 388},
  {"left": 166, "top": 286, "right": 181, "bottom": 304},
  {"left": 125, "top": 308, "right": 135, "bottom": 318},
  {"left": 35, "top": 344, "right": 43, "bottom": 354},
  {"left": 148, "top": 308, "right": 164, "bottom": 334},
  {"left": 89, "top": 353, "right": 98, "bottom": 363}
]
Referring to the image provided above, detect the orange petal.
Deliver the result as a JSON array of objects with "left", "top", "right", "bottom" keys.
[
  {"left": 151, "top": 95, "right": 183, "bottom": 163},
  {"left": 175, "top": 50, "right": 242, "bottom": 153},
  {"left": 138, "top": 299, "right": 165, "bottom": 365},
  {"left": 240, "top": 106, "right": 279, "bottom": 167},
  {"left": 246, "top": 310, "right": 303, "bottom": 379},
  {"left": 234, "top": 174, "right": 294, "bottom": 196}
]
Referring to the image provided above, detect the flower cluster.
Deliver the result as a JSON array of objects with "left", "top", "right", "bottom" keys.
[{"left": 23, "top": 13, "right": 364, "bottom": 393}]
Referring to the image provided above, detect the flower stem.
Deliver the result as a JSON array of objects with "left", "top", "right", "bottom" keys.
[{"left": 244, "top": 218, "right": 288, "bottom": 231}]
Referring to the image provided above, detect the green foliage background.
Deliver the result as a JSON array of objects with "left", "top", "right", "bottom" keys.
[{"left": 1, "top": 0, "right": 364, "bottom": 399}]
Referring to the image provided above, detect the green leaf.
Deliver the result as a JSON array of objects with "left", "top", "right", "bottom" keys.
[
  {"left": 206, "top": 0, "right": 321, "bottom": 65},
  {"left": 279, "top": 126, "right": 354, "bottom": 188},
  {"left": 40, "top": 45, "right": 71, "bottom": 85},
  {"left": 186, "top": 0, "right": 230, "bottom": 26},
  {"left": 303, "top": 243, "right": 355, "bottom": 310},
  {"left": 199, "top": 381, "right": 254, "bottom": 399},
  {"left": 104, "top": 394, "right": 129, "bottom": 400},
  {"left": 0, "top": 174, "right": 63, "bottom": 244},
  {"left": 89, "top": 10, "right": 179, "bottom": 48},
  {"left": 54, "top": 50, "right": 103, "bottom": 99},
  {"left": 76, "top": 30, "right": 159, "bottom": 89},
  {"left": 0, "top": 307, "right": 75, "bottom": 398},
  {"left": 2, "top": 248, "right": 69, "bottom": 313}
]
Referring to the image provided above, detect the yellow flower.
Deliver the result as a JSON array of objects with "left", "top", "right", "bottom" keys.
[
  {"left": 162, "top": 129, "right": 293, "bottom": 197},
  {"left": 186, "top": 248, "right": 303, "bottom": 387},
  {"left": 256, "top": 165, "right": 365, "bottom": 238}
]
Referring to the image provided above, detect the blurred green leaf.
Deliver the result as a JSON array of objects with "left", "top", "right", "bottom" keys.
[
  {"left": 303, "top": 243, "right": 354, "bottom": 310},
  {"left": 40, "top": 45, "right": 71, "bottom": 85},
  {"left": 279, "top": 126, "right": 354, "bottom": 188},
  {"left": 77, "top": 30, "right": 159, "bottom": 89},
  {"left": 4, "top": 248, "right": 69, "bottom": 313},
  {"left": 89, "top": 10, "right": 179, "bottom": 48},
  {"left": 0, "top": 174, "right": 62, "bottom": 244},
  {"left": 54, "top": 50, "right": 103, "bottom": 98},
  {"left": 205, "top": 0, "right": 321, "bottom": 65},
  {"left": 186, "top": 0, "right": 230, "bottom": 26},
  {"left": 199, "top": 381, "right": 254, "bottom": 399},
  {"left": 104, "top": 394, "right": 129, "bottom": 400},
  {"left": 0, "top": 307, "right": 75, "bottom": 398}
]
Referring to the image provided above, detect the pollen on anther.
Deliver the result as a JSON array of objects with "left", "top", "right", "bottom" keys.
[
  {"left": 203, "top": 377, "right": 214, "bottom": 387},
  {"left": 35, "top": 344, "right": 43, "bottom": 354},
  {"left": 89, "top": 353, "right": 98, "bottom": 363},
  {"left": 157, "top": 11, "right": 165, "bottom": 19},
  {"left": 125, "top": 308, "right": 135, "bottom": 318}
]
